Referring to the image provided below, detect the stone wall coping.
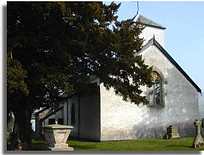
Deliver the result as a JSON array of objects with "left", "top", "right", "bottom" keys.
[{"left": 44, "top": 124, "right": 74, "bottom": 129}]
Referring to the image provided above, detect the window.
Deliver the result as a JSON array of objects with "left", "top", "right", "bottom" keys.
[{"left": 148, "top": 71, "right": 164, "bottom": 107}]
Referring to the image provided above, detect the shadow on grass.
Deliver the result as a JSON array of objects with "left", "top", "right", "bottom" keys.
[
  {"left": 167, "top": 145, "right": 193, "bottom": 148},
  {"left": 166, "top": 144, "right": 204, "bottom": 151},
  {"left": 31, "top": 139, "right": 49, "bottom": 150}
]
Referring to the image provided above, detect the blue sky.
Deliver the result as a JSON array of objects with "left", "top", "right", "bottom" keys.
[{"left": 111, "top": 1, "right": 204, "bottom": 92}]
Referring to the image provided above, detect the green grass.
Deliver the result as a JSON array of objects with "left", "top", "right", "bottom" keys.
[
  {"left": 31, "top": 137, "right": 204, "bottom": 152},
  {"left": 68, "top": 137, "right": 204, "bottom": 152},
  {"left": 31, "top": 139, "right": 49, "bottom": 150}
]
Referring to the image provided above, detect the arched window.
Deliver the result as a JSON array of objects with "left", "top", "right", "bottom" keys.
[{"left": 148, "top": 71, "right": 164, "bottom": 107}]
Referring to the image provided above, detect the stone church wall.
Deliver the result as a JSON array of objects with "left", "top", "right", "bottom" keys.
[
  {"left": 100, "top": 45, "right": 199, "bottom": 140},
  {"left": 63, "top": 84, "right": 101, "bottom": 140},
  {"left": 78, "top": 84, "right": 101, "bottom": 140}
]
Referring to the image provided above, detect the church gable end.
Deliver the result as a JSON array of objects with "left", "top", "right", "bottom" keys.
[{"left": 140, "top": 37, "right": 201, "bottom": 94}]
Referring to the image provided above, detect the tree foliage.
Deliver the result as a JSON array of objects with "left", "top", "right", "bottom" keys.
[
  {"left": 8, "top": 2, "right": 152, "bottom": 106},
  {"left": 7, "top": 2, "right": 153, "bottom": 149},
  {"left": 7, "top": 56, "right": 28, "bottom": 96}
]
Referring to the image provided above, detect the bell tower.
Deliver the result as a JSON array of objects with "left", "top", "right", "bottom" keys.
[{"left": 136, "top": 15, "right": 166, "bottom": 47}]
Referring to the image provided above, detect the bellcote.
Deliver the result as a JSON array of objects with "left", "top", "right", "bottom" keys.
[{"left": 136, "top": 15, "right": 166, "bottom": 47}]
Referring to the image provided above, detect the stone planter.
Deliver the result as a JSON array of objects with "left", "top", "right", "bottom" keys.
[{"left": 43, "top": 124, "right": 74, "bottom": 151}]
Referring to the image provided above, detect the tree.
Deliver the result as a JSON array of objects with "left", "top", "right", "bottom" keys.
[{"left": 7, "top": 2, "right": 153, "bottom": 149}]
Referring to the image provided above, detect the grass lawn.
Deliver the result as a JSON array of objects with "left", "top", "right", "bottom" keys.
[{"left": 31, "top": 137, "right": 204, "bottom": 152}]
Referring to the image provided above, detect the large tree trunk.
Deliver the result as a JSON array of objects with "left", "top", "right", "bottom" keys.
[
  {"left": 8, "top": 91, "right": 34, "bottom": 150},
  {"left": 11, "top": 107, "right": 32, "bottom": 150}
]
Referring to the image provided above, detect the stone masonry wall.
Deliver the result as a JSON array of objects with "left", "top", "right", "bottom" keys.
[{"left": 100, "top": 45, "right": 199, "bottom": 141}]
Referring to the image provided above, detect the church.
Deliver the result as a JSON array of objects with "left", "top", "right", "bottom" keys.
[{"left": 34, "top": 15, "right": 202, "bottom": 141}]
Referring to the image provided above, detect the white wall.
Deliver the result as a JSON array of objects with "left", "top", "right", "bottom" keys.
[
  {"left": 140, "top": 26, "right": 165, "bottom": 47},
  {"left": 199, "top": 94, "right": 204, "bottom": 118},
  {"left": 100, "top": 45, "right": 199, "bottom": 140}
]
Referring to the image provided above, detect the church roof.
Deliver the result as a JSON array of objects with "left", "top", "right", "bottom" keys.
[
  {"left": 139, "top": 37, "right": 201, "bottom": 93},
  {"left": 136, "top": 15, "right": 166, "bottom": 30}
]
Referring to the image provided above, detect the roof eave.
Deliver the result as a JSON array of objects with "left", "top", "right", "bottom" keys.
[
  {"left": 139, "top": 38, "right": 202, "bottom": 93},
  {"left": 136, "top": 22, "right": 166, "bottom": 30}
]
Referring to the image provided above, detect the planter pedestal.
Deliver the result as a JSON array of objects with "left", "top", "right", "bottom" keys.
[{"left": 43, "top": 124, "right": 74, "bottom": 151}]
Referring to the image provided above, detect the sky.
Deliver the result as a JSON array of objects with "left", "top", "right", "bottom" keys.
[{"left": 113, "top": 1, "right": 204, "bottom": 93}]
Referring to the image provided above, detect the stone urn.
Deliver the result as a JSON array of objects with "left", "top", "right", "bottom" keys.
[{"left": 43, "top": 124, "right": 74, "bottom": 151}]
